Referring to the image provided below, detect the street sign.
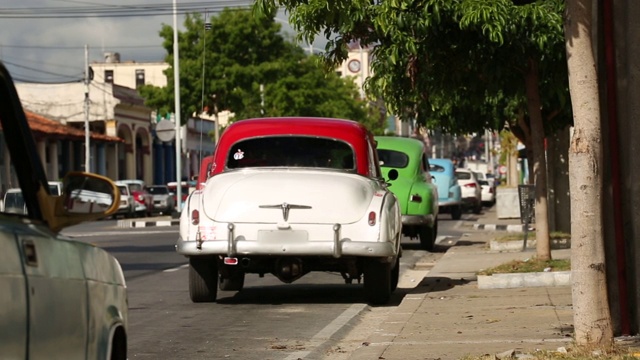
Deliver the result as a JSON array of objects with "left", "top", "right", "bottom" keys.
[
  {"left": 156, "top": 119, "right": 176, "bottom": 142},
  {"left": 498, "top": 165, "right": 507, "bottom": 175}
]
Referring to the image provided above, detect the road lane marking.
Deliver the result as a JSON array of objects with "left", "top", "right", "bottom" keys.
[
  {"left": 164, "top": 264, "right": 189, "bottom": 272},
  {"left": 284, "top": 303, "right": 368, "bottom": 360},
  {"left": 61, "top": 229, "right": 178, "bottom": 237}
]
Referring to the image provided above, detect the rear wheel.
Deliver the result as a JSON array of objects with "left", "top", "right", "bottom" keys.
[
  {"left": 219, "top": 267, "right": 245, "bottom": 291},
  {"left": 363, "top": 260, "right": 391, "bottom": 305},
  {"left": 451, "top": 205, "right": 462, "bottom": 220},
  {"left": 419, "top": 225, "right": 436, "bottom": 251},
  {"left": 473, "top": 200, "right": 482, "bottom": 214},
  {"left": 189, "top": 257, "right": 218, "bottom": 302}
]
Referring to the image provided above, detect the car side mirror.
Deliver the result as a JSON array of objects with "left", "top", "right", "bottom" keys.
[{"left": 387, "top": 169, "right": 399, "bottom": 181}]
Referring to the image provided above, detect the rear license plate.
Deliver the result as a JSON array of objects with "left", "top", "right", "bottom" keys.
[{"left": 257, "top": 230, "right": 309, "bottom": 243}]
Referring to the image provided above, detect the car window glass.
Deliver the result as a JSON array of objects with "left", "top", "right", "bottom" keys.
[
  {"left": 226, "top": 136, "right": 355, "bottom": 170},
  {"left": 1, "top": 158, "right": 28, "bottom": 215},
  {"left": 455, "top": 171, "right": 471, "bottom": 180},
  {"left": 148, "top": 187, "right": 168, "bottom": 195},
  {"left": 377, "top": 149, "right": 409, "bottom": 168},
  {"left": 429, "top": 164, "right": 445, "bottom": 173},
  {"left": 48, "top": 184, "right": 61, "bottom": 196},
  {"left": 127, "top": 184, "right": 143, "bottom": 192}
]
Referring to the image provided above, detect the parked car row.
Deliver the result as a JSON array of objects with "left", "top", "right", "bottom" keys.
[{"left": 110, "top": 180, "right": 182, "bottom": 218}]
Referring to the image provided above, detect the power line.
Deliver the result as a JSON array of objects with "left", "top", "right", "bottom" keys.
[
  {"left": 0, "top": 1, "right": 252, "bottom": 19},
  {"left": 1, "top": 59, "right": 83, "bottom": 80}
]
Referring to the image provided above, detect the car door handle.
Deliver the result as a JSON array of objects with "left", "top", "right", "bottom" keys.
[{"left": 23, "top": 240, "right": 38, "bottom": 266}]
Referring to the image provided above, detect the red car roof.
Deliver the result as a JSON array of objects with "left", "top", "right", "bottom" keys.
[{"left": 210, "top": 117, "right": 377, "bottom": 177}]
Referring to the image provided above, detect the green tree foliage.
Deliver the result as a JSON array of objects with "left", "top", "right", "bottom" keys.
[
  {"left": 253, "top": 0, "right": 571, "bottom": 134},
  {"left": 139, "top": 9, "right": 385, "bottom": 134}
]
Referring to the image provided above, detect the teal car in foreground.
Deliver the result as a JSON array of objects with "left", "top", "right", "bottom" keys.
[{"left": 376, "top": 136, "right": 439, "bottom": 251}]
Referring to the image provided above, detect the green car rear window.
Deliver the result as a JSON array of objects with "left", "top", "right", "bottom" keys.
[{"left": 377, "top": 149, "right": 409, "bottom": 168}]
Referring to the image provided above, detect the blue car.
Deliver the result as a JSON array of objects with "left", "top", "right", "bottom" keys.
[{"left": 429, "top": 158, "right": 463, "bottom": 220}]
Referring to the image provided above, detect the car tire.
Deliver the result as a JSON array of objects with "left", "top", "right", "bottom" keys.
[
  {"left": 219, "top": 269, "right": 245, "bottom": 291},
  {"left": 390, "top": 256, "right": 400, "bottom": 292},
  {"left": 363, "top": 260, "right": 391, "bottom": 305},
  {"left": 473, "top": 200, "right": 482, "bottom": 214},
  {"left": 451, "top": 205, "right": 462, "bottom": 220},
  {"left": 419, "top": 225, "right": 436, "bottom": 252},
  {"left": 189, "top": 257, "right": 218, "bottom": 302}
]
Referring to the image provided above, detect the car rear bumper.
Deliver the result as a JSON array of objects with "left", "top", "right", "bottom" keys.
[
  {"left": 176, "top": 237, "right": 397, "bottom": 259},
  {"left": 437, "top": 199, "right": 463, "bottom": 207},
  {"left": 401, "top": 214, "right": 435, "bottom": 227}
]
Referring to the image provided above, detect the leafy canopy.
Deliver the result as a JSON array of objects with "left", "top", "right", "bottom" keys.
[
  {"left": 139, "top": 9, "right": 386, "bottom": 134},
  {"left": 253, "top": 0, "right": 571, "bottom": 135}
]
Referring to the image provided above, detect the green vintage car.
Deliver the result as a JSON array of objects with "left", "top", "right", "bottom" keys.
[{"left": 376, "top": 136, "right": 439, "bottom": 251}]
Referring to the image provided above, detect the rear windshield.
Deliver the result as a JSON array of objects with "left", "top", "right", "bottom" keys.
[
  {"left": 127, "top": 183, "right": 143, "bottom": 192},
  {"left": 377, "top": 149, "right": 409, "bottom": 168},
  {"left": 49, "top": 184, "right": 61, "bottom": 196},
  {"left": 455, "top": 171, "right": 472, "bottom": 180},
  {"left": 226, "top": 136, "right": 355, "bottom": 170},
  {"left": 4, "top": 192, "right": 24, "bottom": 208}
]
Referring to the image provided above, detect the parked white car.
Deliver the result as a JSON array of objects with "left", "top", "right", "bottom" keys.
[
  {"left": 455, "top": 168, "right": 482, "bottom": 214},
  {"left": 474, "top": 171, "right": 496, "bottom": 206},
  {"left": 177, "top": 117, "right": 402, "bottom": 305},
  {"left": 115, "top": 182, "right": 136, "bottom": 218}
]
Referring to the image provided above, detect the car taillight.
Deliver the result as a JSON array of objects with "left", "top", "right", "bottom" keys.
[
  {"left": 368, "top": 211, "right": 376, "bottom": 226},
  {"left": 464, "top": 183, "right": 477, "bottom": 188},
  {"left": 410, "top": 194, "right": 422, "bottom": 203},
  {"left": 489, "top": 187, "right": 494, "bottom": 193},
  {"left": 136, "top": 194, "right": 144, "bottom": 201},
  {"left": 191, "top": 209, "right": 199, "bottom": 225}
]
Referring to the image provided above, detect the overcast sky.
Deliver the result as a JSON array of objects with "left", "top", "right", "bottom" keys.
[{"left": 0, "top": 0, "right": 320, "bottom": 84}]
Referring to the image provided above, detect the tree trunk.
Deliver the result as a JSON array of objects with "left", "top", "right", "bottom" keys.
[
  {"left": 564, "top": 0, "right": 614, "bottom": 347},
  {"left": 524, "top": 58, "right": 551, "bottom": 261}
]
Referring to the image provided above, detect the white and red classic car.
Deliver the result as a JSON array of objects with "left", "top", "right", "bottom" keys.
[{"left": 177, "top": 117, "right": 402, "bottom": 305}]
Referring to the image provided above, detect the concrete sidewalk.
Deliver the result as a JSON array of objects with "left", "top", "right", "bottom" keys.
[{"left": 349, "top": 207, "right": 575, "bottom": 360}]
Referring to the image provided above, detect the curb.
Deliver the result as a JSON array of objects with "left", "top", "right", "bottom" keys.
[
  {"left": 473, "top": 223, "right": 532, "bottom": 232},
  {"left": 116, "top": 218, "right": 179, "bottom": 228},
  {"left": 477, "top": 271, "right": 571, "bottom": 289}
]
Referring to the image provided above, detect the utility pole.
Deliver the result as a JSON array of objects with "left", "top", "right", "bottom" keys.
[
  {"left": 173, "top": 0, "right": 182, "bottom": 212},
  {"left": 84, "top": 44, "right": 91, "bottom": 172}
]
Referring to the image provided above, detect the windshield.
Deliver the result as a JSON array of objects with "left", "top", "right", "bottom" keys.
[
  {"left": 49, "top": 184, "right": 60, "bottom": 196},
  {"left": 226, "top": 136, "right": 355, "bottom": 170},
  {"left": 148, "top": 186, "right": 168, "bottom": 195},
  {"left": 4, "top": 191, "right": 25, "bottom": 214}
]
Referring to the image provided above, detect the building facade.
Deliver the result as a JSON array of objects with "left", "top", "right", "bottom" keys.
[{"left": 15, "top": 81, "right": 154, "bottom": 184}]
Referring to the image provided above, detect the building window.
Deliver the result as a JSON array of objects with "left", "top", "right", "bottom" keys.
[
  {"left": 135, "top": 69, "right": 145, "bottom": 87},
  {"left": 105, "top": 70, "right": 114, "bottom": 84}
]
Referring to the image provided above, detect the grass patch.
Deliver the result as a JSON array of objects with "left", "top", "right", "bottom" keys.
[
  {"left": 494, "top": 231, "right": 571, "bottom": 242},
  {"left": 477, "top": 257, "right": 571, "bottom": 276}
]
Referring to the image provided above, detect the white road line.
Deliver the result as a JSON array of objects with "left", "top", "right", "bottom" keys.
[
  {"left": 164, "top": 264, "right": 189, "bottom": 272},
  {"left": 284, "top": 303, "right": 368, "bottom": 360}
]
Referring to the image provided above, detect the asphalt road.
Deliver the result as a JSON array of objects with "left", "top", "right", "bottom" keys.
[{"left": 61, "top": 216, "right": 469, "bottom": 359}]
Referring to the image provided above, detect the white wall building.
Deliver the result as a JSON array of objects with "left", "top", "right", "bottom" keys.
[{"left": 90, "top": 52, "right": 170, "bottom": 89}]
